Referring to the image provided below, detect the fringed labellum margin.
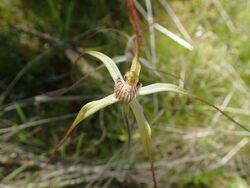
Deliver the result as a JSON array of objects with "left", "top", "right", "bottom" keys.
[{"left": 114, "top": 71, "right": 141, "bottom": 103}]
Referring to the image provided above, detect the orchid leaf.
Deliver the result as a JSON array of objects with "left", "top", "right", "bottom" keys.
[
  {"left": 140, "top": 83, "right": 250, "bottom": 132},
  {"left": 85, "top": 51, "right": 123, "bottom": 83},
  {"left": 53, "top": 94, "right": 119, "bottom": 154}
]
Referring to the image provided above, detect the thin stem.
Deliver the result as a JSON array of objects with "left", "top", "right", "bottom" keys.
[{"left": 148, "top": 148, "right": 158, "bottom": 188}]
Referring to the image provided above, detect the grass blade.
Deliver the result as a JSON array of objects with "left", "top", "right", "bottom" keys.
[
  {"left": 64, "top": 0, "right": 75, "bottom": 38},
  {"left": 154, "top": 23, "right": 194, "bottom": 50},
  {"left": 47, "top": 0, "right": 62, "bottom": 35},
  {"left": 15, "top": 103, "right": 27, "bottom": 123},
  {"left": 3, "top": 164, "right": 28, "bottom": 183}
]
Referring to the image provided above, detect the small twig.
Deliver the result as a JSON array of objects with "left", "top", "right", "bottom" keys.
[
  {"left": 85, "top": 147, "right": 123, "bottom": 188},
  {"left": 210, "top": 89, "right": 234, "bottom": 128},
  {"left": 71, "top": 27, "right": 130, "bottom": 43},
  {"left": 13, "top": 25, "right": 59, "bottom": 43},
  {"left": 2, "top": 95, "right": 87, "bottom": 112},
  {"left": 0, "top": 113, "right": 77, "bottom": 135},
  {"left": 187, "top": 105, "right": 250, "bottom": 117}
]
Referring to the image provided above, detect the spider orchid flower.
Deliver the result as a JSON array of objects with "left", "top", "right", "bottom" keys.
[
  {"left": 52, "top": 50, "right": 190, "bottom": 184},
  {"left": 53, "top": 51, "right": 249, "bottom": 187}
]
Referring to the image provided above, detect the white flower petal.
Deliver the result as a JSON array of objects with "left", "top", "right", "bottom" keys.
[
  {"left": 139, "top": 83, "right": 250, "bottom": 132},
  {"left": 129, "top": 99, "right": 152, "bottom": 156},
  {"left": 86, "top": 51, "right": 124, "bottom": 83},
  {"left": 74, "top": 94, "right": 119, "bottom": 125},
  {"left": 54, "top": 94, "right": 119, "bottom": 152},
  {"left": 139, "top": 83, "right": 189, "bottom": 96}
]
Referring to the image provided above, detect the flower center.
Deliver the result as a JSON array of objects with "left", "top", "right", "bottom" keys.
[{"left": 114, "top": 71, "right": 141, "bottom": 103}]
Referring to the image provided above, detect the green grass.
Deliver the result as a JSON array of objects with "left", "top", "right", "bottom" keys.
[{"left": 0, "top": 0, "right": 250, "bottom": 187}]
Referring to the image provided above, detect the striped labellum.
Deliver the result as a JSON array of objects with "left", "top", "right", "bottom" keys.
[{"left": 114, "top": 71, "right": 141, "bottom": 103}]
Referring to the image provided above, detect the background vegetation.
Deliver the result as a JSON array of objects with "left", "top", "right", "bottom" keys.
[{"left": 0, "top": 0, "right": 250, "bottom": 187}]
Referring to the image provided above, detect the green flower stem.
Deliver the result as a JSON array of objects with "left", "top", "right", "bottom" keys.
[{"left": 129, "top": 56, "right": 141, "bottom": 76}]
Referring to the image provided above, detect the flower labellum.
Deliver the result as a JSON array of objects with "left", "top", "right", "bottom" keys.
[{"left": 114, "top": 71, "right": 141, "bottom": 103}]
